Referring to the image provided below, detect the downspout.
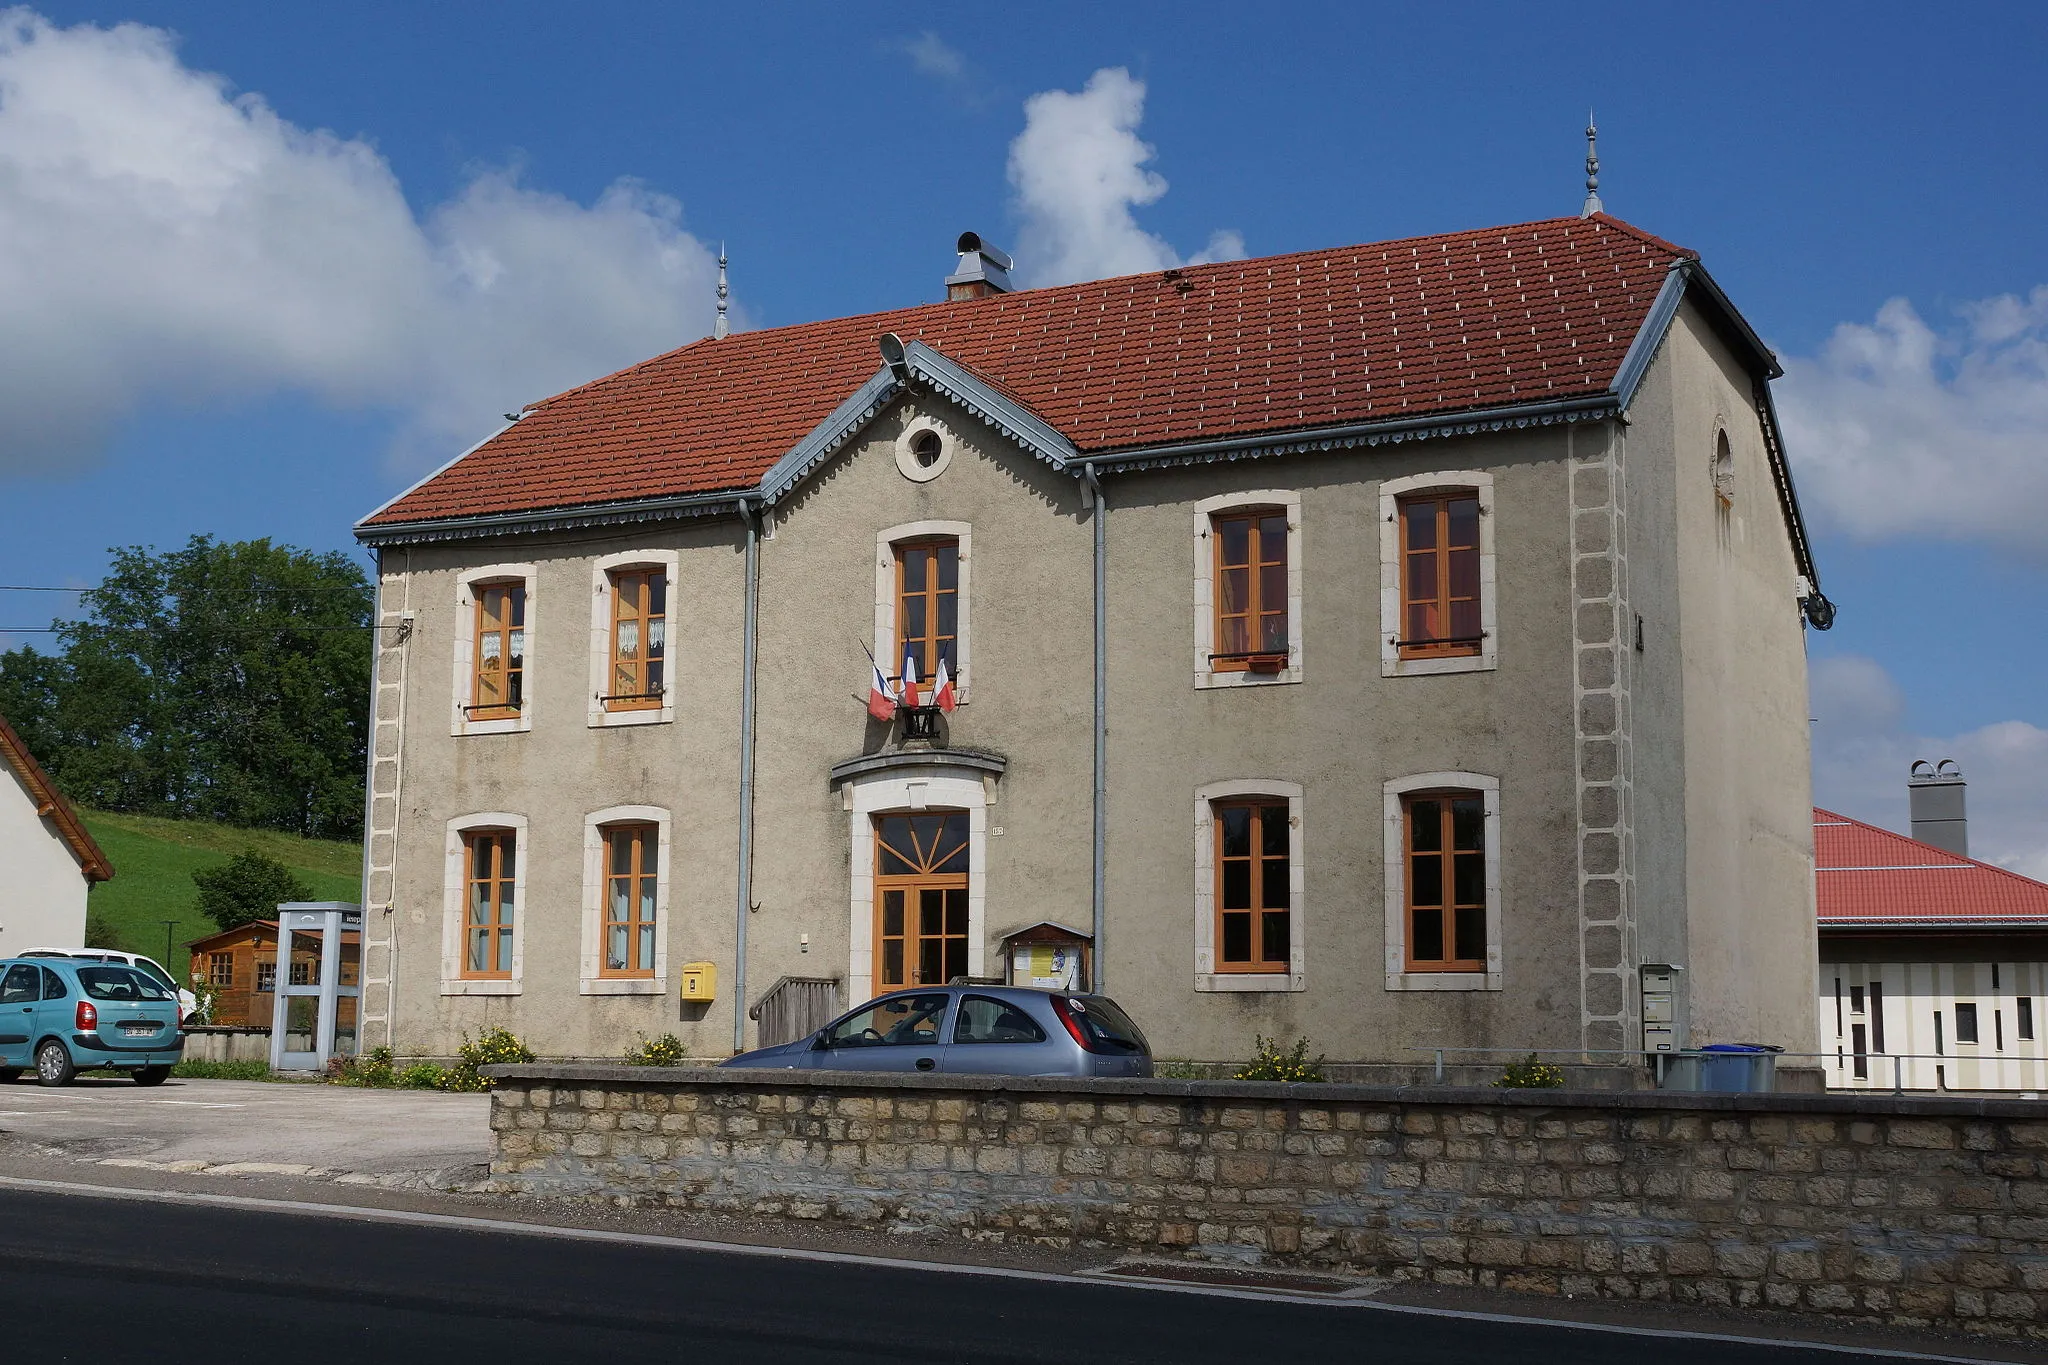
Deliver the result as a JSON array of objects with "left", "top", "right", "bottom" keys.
[
  {"left": 1083, "top": 465, "right": 1108, "bottom": 992},
  {"left": 732, "top": 499, "right": 763, "bottom": 1054}
]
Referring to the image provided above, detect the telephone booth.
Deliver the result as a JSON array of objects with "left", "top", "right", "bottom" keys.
[{"left": 268, "top": 902, "right": 363, "bottom": 1072}]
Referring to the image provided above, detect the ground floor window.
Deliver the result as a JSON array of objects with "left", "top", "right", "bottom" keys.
[
  {"left": 1402, "top": 791, "right": 1488, "bottom": 971},
  {"left": 463, "top": 829, "right": 517, "bottom": 979},
  {"left": 601, "top": 823, "right": 658, "bottom": 977},
  {"left": 1214, "top": 800, "right": 1291, "bottom": 973}
]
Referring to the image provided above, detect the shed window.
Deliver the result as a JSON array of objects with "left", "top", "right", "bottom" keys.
[{"left": 207, "top": 952, "right": 233, "bottom": 988}]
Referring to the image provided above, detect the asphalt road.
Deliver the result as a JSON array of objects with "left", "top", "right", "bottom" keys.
[{"left": 0, "top": 1182, "right": 1987, "bottom": 1365}]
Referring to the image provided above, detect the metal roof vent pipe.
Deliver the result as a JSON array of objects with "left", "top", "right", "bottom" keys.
[
  {"left": 946, "top": 231, "right": 1014, "bottom": 300},
  {"left": 1908, "top": 759, "right": 1968, "bottom": 857}
]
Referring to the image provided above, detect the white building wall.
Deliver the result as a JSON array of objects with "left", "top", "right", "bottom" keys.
[
  {"left": 1819, "top": 959, "right": 2048, "bottom": 1093},
  {"left": 0, "top": 761, "right": 90, "bottom": 953}
]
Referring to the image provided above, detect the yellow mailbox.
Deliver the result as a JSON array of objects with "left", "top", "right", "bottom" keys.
[{"left": 679, "top": 961, "right": 717, "bottom": 1003}]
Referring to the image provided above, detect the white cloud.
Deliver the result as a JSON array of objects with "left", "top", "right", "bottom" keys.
[
  {"left": 1776, "top": 286, "right": 2048, "bottom": 552},
  {"left": 901, "top": 31, "right": 966, "bottom": 83},
  {"left": 0, "top": 10, "right": 722, "bottom": 474},
  {"left": 1006, "top": 67, "right": 1244, "bottom": 288},
  {"left": 1811, "top": 654, "right": 2048, "bottom": 880}
]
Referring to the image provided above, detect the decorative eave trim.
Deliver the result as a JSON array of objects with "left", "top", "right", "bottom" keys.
[
  {"left": 828, "top": 747, "right": 1009, "bottom": 787},
  {"left": 1821, "top": 918, "right": 2048, "bottom": 932},
  {"left": 354, "top": 488, "right": 745, "bottom": 547},
  {"left": 756, "top": 368, "right": 906, "bottom": 505},
  {"left": 901, "top": 341, "right": 1078, "bottom": 473},
  {"left": 1075, "top": 394, "right": 1620, "bottom": 476}
]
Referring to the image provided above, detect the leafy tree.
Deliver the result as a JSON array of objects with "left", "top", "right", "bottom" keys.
[
  {"left": 192, "top": 850, "right": 315, "bottom": 932},
  {"left": 0, "top": 536, "right": 372, "bottom": 839},
  {"left": 83, "top": 910, "right": 126, "bottom": 951}
]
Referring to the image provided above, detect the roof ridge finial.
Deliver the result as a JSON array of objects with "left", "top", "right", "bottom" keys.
[
  {"left": 1580, "top": 111, "right": 1603, "bottom": 218},
  {"left": 714, "top": 243, "right": 730, "bottom": 340}
]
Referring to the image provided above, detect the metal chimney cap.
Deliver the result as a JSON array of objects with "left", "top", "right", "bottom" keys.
[{"left": 1909, "top": 758, "right": 1964, "bottom": 784}]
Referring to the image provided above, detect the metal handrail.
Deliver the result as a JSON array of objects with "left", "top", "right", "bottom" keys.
[{"left": 1406, "top": 1045, "right": 2006, "bottom": 1096}]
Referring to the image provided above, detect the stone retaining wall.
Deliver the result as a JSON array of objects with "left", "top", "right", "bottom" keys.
[
  {"left": 485, "top": 1066, "right": 2048, "bottom": 1340},
  {"left": 181, "top": 1025, "right": 271, "bottom": 1064}
]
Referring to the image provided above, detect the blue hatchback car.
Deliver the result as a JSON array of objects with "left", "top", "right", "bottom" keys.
[{"left": 0, "top": 957, "right": 185, "bottom": 1087}]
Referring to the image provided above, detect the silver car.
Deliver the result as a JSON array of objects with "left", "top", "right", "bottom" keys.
[{"left": 721, "top": 986, "right": 1152, "bottom": 1079}]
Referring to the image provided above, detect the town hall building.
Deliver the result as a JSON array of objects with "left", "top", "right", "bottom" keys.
[{"left": 354, "top": 207, "right": 1831, "bottom": 1070}]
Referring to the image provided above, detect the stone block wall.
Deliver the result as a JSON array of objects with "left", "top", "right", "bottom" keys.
[{"left": 486, "top": 1067, "right": 2048, "bottom": 1339}]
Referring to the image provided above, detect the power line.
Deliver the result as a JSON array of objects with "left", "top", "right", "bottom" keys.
[
  {"left": 0, "top": 583, "right": 373, "bottom": 594},
  {"left": 2, "top": 623, "right": 392, "bottom": 634}
]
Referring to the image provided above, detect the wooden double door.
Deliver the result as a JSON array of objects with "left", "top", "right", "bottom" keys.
[{"left": 873, "top": 811, "right": 969, "bottom": 994}]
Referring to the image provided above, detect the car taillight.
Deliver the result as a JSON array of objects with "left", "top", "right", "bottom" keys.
[
  {"left": 1050, "top": 997, "right": 1100, "bottom": 1053},
  {"left": 76, "top": 1000, "right": 98, "bottom": 1030}
]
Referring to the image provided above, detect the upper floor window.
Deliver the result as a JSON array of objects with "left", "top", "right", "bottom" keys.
[
  {"left": 1398, "top": 494, "right": 1481, "bottom": 659},
  {"left": 1379, "top": 474, "right": 1495, "bottom": 678},
  {"left": 895, "top": 538, "right": 959, "bottom": 685},
  {"left": 1402, "top": 791, "right": 1487, "bottom": 972},
  {"left": 470, "top": 582, "right": 526, "bottom": 719},
  {"left": 605, "top": 568, "right": 666, "bottom": 711},
  {"left": 1212, "top": 510, "right": 1288, "bottom": 672},
  {"left": 462, "top": 828, "right": 517, "bottom": 980},
  {"left": 1214, "top": 800, "right": 1291, "bottom": 973}
]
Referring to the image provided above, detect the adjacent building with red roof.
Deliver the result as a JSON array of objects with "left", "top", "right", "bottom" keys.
[
  {"left": 0, "top": 711, "right": 112, "bottom": 955},
  {"left": 354, "top": 212, "right": 1832, "bottom": 1070},
  {"left": 1816, "top": 768, "right": 2048, "bottom": 1092}
]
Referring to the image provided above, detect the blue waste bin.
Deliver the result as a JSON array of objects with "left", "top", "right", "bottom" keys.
[{"left": 1697, "top": 1043, "right": 1782, "bottom": 1093}]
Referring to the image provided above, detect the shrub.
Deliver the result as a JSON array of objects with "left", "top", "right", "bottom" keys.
[
  {"left": 624, "top": 1034, "right": 688, "bottom": 1067},
  {"left": 171, "top": 1059, "right": 271, "bottom": 1080},
  {"left": 396, "top": 1062, "right": 447, "bottom": 1090},
  {"left": 440, "top": 1026, "right": 534, "bottom": 1092},
  {"left": 84, "top": 910, "right": 126, "bottom": 951},
  {"left": 354, "top": 1046, "right": 396, "bottom": 1088},
  {"left": 1233, "top": 1035, "right": 1326, "bottom": 1083},
  {"left": 193, "top": 850, "right": 313, "bottom": 931},
  {"left": 1494, "top": 1054, "right": 1567, "bottom": 1089}
]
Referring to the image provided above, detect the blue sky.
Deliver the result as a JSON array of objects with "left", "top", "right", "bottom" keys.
[{"left": 1, "top": 2, "right": 2044, "bottom": 866}]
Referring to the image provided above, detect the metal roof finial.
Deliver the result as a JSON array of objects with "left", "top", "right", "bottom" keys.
[
  {"left": 714, "top": 243, "right": 730, "bottom": 340},
  {"left": 1581, "top": 112, "right": 1603, "bottom": 218}
]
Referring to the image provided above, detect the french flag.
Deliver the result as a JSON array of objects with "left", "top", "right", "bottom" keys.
[
  {"left": 867, "top": 657, "right": 897, "bottom": 721},
  {"left": 900, "top": 648, "right": 921, "bottom": 708},
  {"left": 931, "top": 655, "right": 957, "bottom": 713}
]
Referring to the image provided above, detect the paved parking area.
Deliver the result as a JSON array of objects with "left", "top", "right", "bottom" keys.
[{"left": 0, "top": 1076, "right": 489, "bottom": 1182}]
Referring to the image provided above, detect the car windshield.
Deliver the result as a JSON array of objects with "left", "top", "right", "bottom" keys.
[
  {"left": 1062, "top": 996, "right": 1149, "bottom": 1053},
  {"left": 823, "top": 994, "right": 949, "bottom": 1048},
  {"left": 77, "top": 966, "right": 173, "bottom": 1002}
]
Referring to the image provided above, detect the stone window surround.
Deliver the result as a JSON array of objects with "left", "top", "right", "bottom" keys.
[
  {"left": 894, "top": 414, "right": 957, "bottom": 483},
  {"left": 843, "top": 768, "right": 990, "bottom": 995},
  {"left": 451, "top": 562, "right": 537, "bottom": 737},
  {"left": 1193, "top": 779, "right": 1306, "bottom": 992},
  {"left": 440, "top": 812, "right": 527, "bottom": 996},
  {"left": 1383, "top": 772, "right": 1502, "bottom": 991},
  {"left": 1379, "top": 471, "right": 1497, "bottom": 678},
  {"left": 1192, "top": 491, "right": 1304, "bottom": 689},
  {"left": 578, "top": 805, "right": 673, "bottom": 996},
  {"left": 586, "top": 550, "right": 680, "bottom": 729},
  {"left": 874, "top": 520, "right": 972, "bottom": 704}
]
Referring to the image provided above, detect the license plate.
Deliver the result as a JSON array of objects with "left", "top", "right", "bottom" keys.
[{"left": 121, "top": 1024, "right": 158, "bottom": 1037}]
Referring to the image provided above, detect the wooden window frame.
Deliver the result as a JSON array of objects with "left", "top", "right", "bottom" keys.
[
  {"left": 1208, "top": 509, "right": 1290, "bottom": 674},
  {"left": 207, "top": 952, "right": 234, "bottom": 988},
  {"left": 1396, "top": 493, "right": 1484, "bottom": 660},
  {"left": 1211, "top": 800, "right": 1292, "bottom": 974},
  {"left": 893, "top": 537, "right": 961, "bottom": 690},
  {"left": 468, "top": 582, "right": 527, "bottom": 720},
  {"left": 1379, "top": 473, "right": 1494, "bottom": 679},
  {"left": 460, "top": 828, "right": 518, "bottom": 981},
  {"left": 603, "top": 568, "right": 666, "bottom": 713},
  {"left": 1400, "top": 791, "right": 1489, "bottom": 973},
  {"left": 1383, "top": 772, "right": 1501, "bottom": 991},
  {"left": 598, "top": 822, "right": 659, "bottom": 979}
]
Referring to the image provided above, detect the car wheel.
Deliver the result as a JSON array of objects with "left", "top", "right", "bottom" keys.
[
  {"left": 132, "top": 1066, "right": 172, "bottom": 1087},
  {"left": 35, "top": 1040, "right": 75, "bottom": 1087}
]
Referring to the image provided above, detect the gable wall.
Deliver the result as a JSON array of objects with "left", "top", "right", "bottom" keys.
[{"left": 0, "top": 760, "right": 89, "bottom": 952}]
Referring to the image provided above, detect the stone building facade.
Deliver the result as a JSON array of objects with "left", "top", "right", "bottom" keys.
[{"left": 354, "top": 215, "right": 1830, "bottom": 1066}]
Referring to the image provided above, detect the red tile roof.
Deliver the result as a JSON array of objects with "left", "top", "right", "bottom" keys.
[
  {"left": 1814, "top": 808, "right": 2048, "bottom": 927},
  {"left": 363, "top": 214, "right": 1692, "bottom": 528},
  {"left": 0, "top": 712, "right": 112, "bottom": 883}
]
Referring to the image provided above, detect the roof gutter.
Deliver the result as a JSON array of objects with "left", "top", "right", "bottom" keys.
[
  {"left": 355, "top": 487, "right": 746, "bottom": 547},
  {"left": 1820, "top": 919, "right": 2048, "bottom": 932}
]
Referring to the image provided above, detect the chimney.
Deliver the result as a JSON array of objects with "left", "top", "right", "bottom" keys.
[
  {"left": 1908, "top": 759, "right": 1968, "bottom": 857},
  {"left": 946, "top": 231, "right": 1014, "bottom": 301}
]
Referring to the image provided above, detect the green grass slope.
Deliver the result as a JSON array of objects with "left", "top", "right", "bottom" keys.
[{"left": 80, "top": 810, "right": 362, "bottom": 981}]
